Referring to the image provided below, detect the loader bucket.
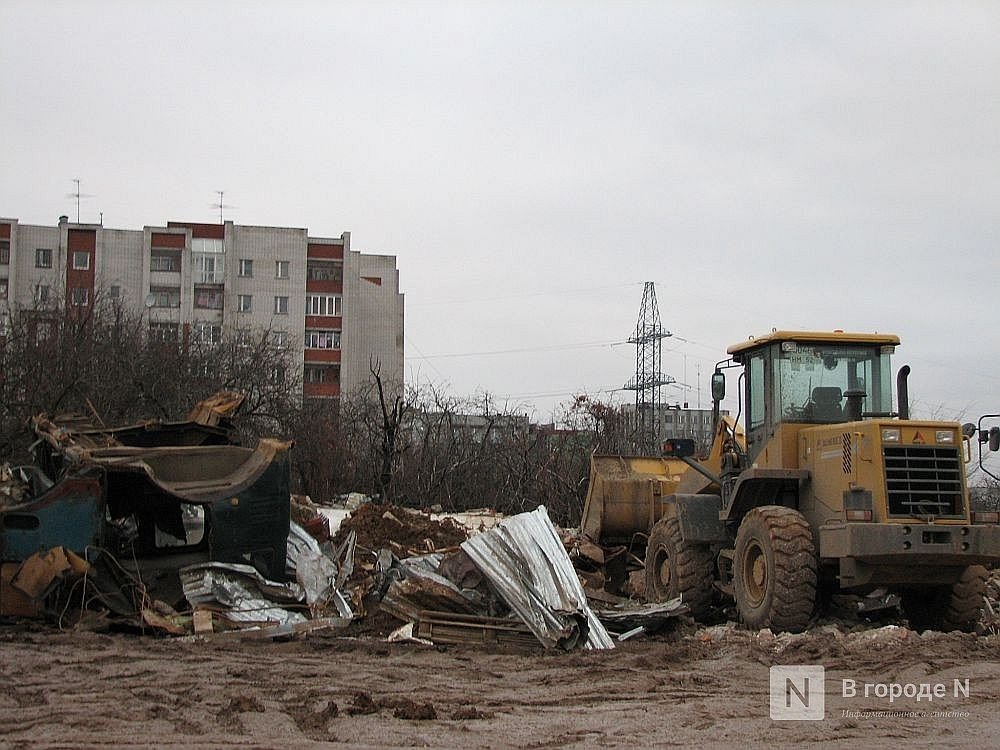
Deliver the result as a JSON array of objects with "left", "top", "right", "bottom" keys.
[{"left": 580, "top": 455, "right": 691, "bottom": 545}]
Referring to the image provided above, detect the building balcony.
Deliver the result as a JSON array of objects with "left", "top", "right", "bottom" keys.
[
  {"left": 305, "top": 279, "right": 343, "bottom": 295},
  {"left": 305, "top": 315, "right": 342, "bottom": 329},
  {"left": 307, "top": 243, "right": 344, "bottom": 260},
  {"left": 304, "top": 381, "right": 341, "bottom": 398},
  {"left": 304, "top": 348, "right": 342, "bottom": 363}
]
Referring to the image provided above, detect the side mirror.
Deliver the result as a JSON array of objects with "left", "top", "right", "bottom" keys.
[
  {"left": 711, "top": 371, "right": 725, "bottom": 402},
  {"left": 991, "top": 426, "right": 1000, "bottom": 452},
  {"left": 663, "top": 438, "right": 696, "bottom": 458}
]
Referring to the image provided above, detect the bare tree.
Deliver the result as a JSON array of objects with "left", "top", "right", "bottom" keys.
[
  {"left": 2, "top": 300, "right": 644, "bottom": 528},
  {"left": 0, "top": 297, "right": 301, "bottom": 460},
  {"left": 369, "top": 356, "right": 409, "bottom": 501}
]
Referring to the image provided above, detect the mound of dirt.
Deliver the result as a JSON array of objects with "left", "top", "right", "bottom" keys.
[{"left": 332, "top": 503, "right": 468, "bottom": 555}]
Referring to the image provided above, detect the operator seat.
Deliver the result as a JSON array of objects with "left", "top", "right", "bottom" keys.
[{"left": 810, "top": 386, "right": 843, "bottom": 422}]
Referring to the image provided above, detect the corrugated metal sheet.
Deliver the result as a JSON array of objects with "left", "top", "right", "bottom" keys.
[
  {"left": 179, "top": 562, "right": 307, "bottom": 626},
  {"left": 461, "top": 506, "right": 615, "bottom": 650}
]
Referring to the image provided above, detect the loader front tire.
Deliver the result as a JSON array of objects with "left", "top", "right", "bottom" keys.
[
  {"left": 733, "top": 506, "right": 816, "bottom": 633},
  {"left": 644, "top": 516, "right": 714, "bottom": 620},
  {"left": 902, "top": 565, "right": 987, "bottom": 633}
]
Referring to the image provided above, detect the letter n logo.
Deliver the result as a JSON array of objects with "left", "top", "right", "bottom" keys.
[{"left": 770, "top": 665, "right": 825, "bottom": 720}]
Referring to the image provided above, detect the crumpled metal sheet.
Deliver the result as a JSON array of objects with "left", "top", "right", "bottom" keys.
[
  {"left": 179, "top": 562, "right": 307, "bottom": 626},
  {"left": 285, "top": 522, "right": 354, "bottom": 618},
  {"left": 332, "top": 530, "right": 356, "bottom": 590},
  {"left": 593, "top": 597, "right": 689, "bottom": 639},
  {"left": 460, "top": 505, "right": 615, "bottom": 650},
  {"left": 287, "top": 520, "right": 323, "bottom": 568}
]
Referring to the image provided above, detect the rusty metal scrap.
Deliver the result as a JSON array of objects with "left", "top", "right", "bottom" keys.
[
  {"left": 413, "top": 610, "right": 541, "bottom": 649},
  {"left": 460, "top": 505, "right": 615, "bottom": 650},
  {"left": 380, "top": 563, "right": 485, "bottom": 624}
]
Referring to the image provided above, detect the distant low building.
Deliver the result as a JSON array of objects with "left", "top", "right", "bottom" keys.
[
  {"left": 0, "top": 215, "right": 404, "bottom": 400},
  {"left": 624, "top": 403, "right": 728, "bottom": 455}
]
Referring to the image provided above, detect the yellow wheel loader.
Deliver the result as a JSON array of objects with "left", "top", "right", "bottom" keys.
[{"left": 580, "top": 330, "right": 1000, "bottom": 633}]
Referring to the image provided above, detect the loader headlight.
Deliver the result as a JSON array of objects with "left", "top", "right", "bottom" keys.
[
  {"left": 881, "top": 428, "right": 901, "bottom": 443},
  {"left": 935, "top": 430, "right": 955, "bottom": 444}
]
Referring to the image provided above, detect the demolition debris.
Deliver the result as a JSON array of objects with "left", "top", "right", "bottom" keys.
[{"left": 0, "top": 396, "right": 687, "bottom": 649}]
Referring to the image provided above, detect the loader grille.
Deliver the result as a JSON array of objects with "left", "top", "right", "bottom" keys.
[{"left": 883, "top": 445, "right": 964, "bottom": 517}]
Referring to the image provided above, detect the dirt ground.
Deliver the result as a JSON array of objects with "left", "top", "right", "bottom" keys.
[{"left": 2, "top": 619, "right": 998, "bottom": 749}]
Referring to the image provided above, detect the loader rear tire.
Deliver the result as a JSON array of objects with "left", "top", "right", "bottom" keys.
[
  {"left": 644, "top": 516, "right": 714, "bottom": 620},
  {"left": 902, "top": 565, "right": 987, "bottom": 633},
  {"left": 733, "top": 506, "right": 816, "bottom": 633}
]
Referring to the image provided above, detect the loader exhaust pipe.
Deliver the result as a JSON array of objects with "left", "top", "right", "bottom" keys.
[{"left": 896, "top": 365, "right": 910, "bottom": 420}]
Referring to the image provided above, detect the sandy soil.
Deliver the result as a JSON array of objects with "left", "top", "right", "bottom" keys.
[{"left": 2, "top": 619, "right": 998, "bottom": 749}]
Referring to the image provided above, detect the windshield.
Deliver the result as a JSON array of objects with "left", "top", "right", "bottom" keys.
[{"left": 776, "top": 343, "right": 893, "bottom": 423}]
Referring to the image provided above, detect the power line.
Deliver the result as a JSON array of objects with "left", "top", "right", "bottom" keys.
[
  {"left": 409, "top": 281, "right": 644, "bottom": 308},
  {"left": 404, "top": 339, "right": 625, "bottom": 361},
  {"left": 404, "top": 336, "right": 449, "bottom": 382}
]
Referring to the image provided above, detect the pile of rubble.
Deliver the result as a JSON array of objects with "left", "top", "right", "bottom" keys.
[
  {"left": 229, "top": 501, "right": 686, "bottom": 650},
  {"left": 332, "top": 502, "right": 468, "bottom": 557},
  {"left": 1, "top": 497, "right": 687, "bottom": 649}
]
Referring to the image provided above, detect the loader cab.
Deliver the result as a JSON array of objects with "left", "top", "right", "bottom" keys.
[{"left": 726, "top": 331, "right": 900, "bottom": 463}]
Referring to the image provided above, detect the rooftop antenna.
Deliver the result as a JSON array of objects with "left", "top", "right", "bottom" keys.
[
  {"left": 623, "top": 281, "right": 675, "bottom": 452},
  {"left": 211, "top": 190, "right": 236, "bottom": 224},
  {"left": 65, "top": 179, "right": 94, "bottom": 223}
]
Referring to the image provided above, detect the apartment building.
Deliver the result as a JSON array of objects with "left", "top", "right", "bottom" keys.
[{"left": 0, "top": 215, "right": 404, "bottom": 399}]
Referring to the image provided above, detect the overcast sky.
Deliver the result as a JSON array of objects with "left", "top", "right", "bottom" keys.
[{"left": 2, "top": 1, "right": 998, "bottom": 434}]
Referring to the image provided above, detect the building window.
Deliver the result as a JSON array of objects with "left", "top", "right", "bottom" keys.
[
  {"left": 233, "top": 327, "right": 253, "bottom": 348},
  {"left": 307, "top": 260, "right": 342, "bottom": 282},
  {"left": 304, "top": 365, "right": 340, "bottom": 384},
  {"left": 194, "top": 254, "right": 223, "bottom": 283},
  {"left": 192, "top": 238, "right": 223, "bottom": 254},
  {"left": 149, "top": 286, "right": 181, "bottom": 308},
  {"left": 148, "top": 322, "right": 179, "bottom": 343},
  {"left": 272, "top": 330, "right": 289, "bottom": 349},
  {"left": 276, "top": 260, "right": 289, "bottom": 279},
  {"left": 194, "top": 285, "right": 224, "bottom": 310},
  {"left": 0, "top": 278, "right": 7, "bottom": 300},
  {"left": 71, "top": 287, "right": 89, "bottom": 306},
  {"left": 72, "top": 251, "right": 91, "bottom": 270},
  {"left": 34, "top": 285, "right": 50, "bottom": 305},
  {"left": 237, "top": 294, "right": 252, "bottom": 313},
  {"left": 150, "top": 249, "right": 181, "bottom": 272},
  {"left": 305, "top": 294, "right": 342, "bottom": 317},
  {"left": 238, "top": 259, "right": 253, "bottom": 277},
  {"left": 305, "top": 329, "right": 340, "bottom": 349},
  {"left": 193, "top": 321, "right": 222, "bottom": 344},
  {"left": 0, "top": 240, "right": 9, "bottom": 264},
  {"left": 304, "top": 365, "right": 326, "bottom": 383},
  {"left": 110, "top": 285, "right": 121, "bottom": 299},
  {"left": 274, "top": 296, "right": 289, "bottom": 315},
  {"left": 35, "top": 248, "right": 53, "bottom": 268}
]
